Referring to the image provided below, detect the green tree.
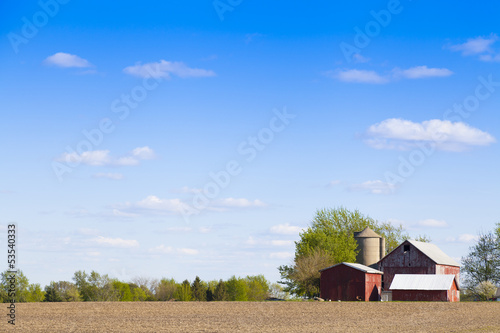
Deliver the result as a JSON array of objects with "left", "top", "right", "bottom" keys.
[
  {"left": 245, "top": 275, "right": 270, "bottom": 301},
  {"left": 213, "top": 279, "right": 228, "bottom": 301},
  {"left": 191, "top": 276, "right": 207, "bottom": 301},
  {"left": 279, "top": 248, "right": 334, "bottom": 298},
  {"left": 44, "top": 281, "right": 81, "bottom": 302},
  {"left": 73, "top": 270, "right": 119, "bottom": 301},
  {"left": 156, "top": 278, "right": 177, "bottom": 301},
  {"left": 132, "top": 287, "right": 147, "bottom": 301},
  {"left": 113, "top": 280, "right": 133, "bottom": 301},
  {"left": 26, "top": 283, "right": 44, "bottom": 302},
  {"left": 226, "top": 276, "right": 248, "bottom": 301},
  {"left": 462, "top": 231, "right": 500, "bottom": 290},
  {"left": 174, "top": 280, "right": 192, "bottom": 301}
]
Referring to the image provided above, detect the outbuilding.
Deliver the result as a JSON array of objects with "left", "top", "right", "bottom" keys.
[
  {"left": 319, "top": 262, "right": 383, "bottom": 301},
  {"left": 378, "top": 240, "right": 460, "bottom": 290},
  {"left": 390, "top": 274, "right": 460, "bottom": 302}
]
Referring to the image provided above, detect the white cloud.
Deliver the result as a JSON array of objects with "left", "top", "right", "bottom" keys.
[
  {"left": 269, "top": 252, "right": 293, "bottom": 259},
  {"left": 93, "top": 173, "right": 124, "bottom": 180},
  {"left": 131, "top": 195, "right": 191, "bottom": 214},
  {"left": 396, "top": 66, "right": 453, "bottom": 79},
  {"left": 446, "top": 234, "right": 479, "bottom": 243},
  {"left": 365, "top": 118, "right": 496, "bottom": 151},
  {"left": 123, "top": 60, "right": 215, "bottom": 79},
  {"left": 328, "top": 69, "right": 388, "bottom": 84},
  {"left": 92, "top": 236, "right": 139, "bottom": 248},
  {"left": 349, "top": 180, "right": 396, "bottom": 195},
  {"left": 176, "top": 186, "right": 203, "bottom": 194},
  {"left": 416, "top": 219, "right": 448, "bottom": 228},
  {"left": 270, "top": 223, "right": 305, "bottom": 235},
  {"left": 148, "top": 245, "right": 198, "bottom": 255},
  {"left": 57, "top": 146, "right": 155, "bottom": 167},
  {"left": 449, "top": 35, "right": 498, "bottom": 55},
  {"left": 44, "top": 52, "right": 92, "bottom": 68},
  {"left": 479, "top": 53, "right": 500, "bottom": 62}
]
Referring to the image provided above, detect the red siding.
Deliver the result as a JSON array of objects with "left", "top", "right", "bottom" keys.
[
  {"left": 320, "top": 264, "right": 382, "bottom": 301},
  {"left": 436, "top": 265, "right": 461, "bottom": 288}
]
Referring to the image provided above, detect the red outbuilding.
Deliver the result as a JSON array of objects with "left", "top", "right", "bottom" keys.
[
  {"left": 378, "top": 240, "right": 460, "bottom": 291},
  {"left": 390, "top": 274, "right": 460, "bottom": 302},
  {"left": 319, "top": 262, "right": 383, "bottom": 301}
]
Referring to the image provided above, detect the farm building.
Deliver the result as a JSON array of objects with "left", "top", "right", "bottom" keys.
[
  {"left": 354, "top": 227, "right": 385, "bottom": 268},
  {"left": 378, "top": 239, "right": 460, "bottom": 291},
  {"left": 319, "top": 262, "right": 383, "bottom": 301},
  {"left": 389, "top": 274, "right": 460, "bottom": 302}
]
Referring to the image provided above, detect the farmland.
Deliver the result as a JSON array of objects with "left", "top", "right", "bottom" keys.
[{"left": 3, "top": 301, "right": 500, "bottom": 332}]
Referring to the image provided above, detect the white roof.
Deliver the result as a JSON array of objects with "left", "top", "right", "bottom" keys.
[
  {"left": 319, "top": 262, "right": 383, "bottom": 274},
  {"left": 407, "top": 240, "right": 460, "bottom": 267},
  {"left": 390, "top": 274, "right": 456, "bottom": 291}
]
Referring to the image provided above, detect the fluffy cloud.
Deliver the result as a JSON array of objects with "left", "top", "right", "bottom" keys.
[
  {"left": 396, "top": 66, "right": 453, "bottom": 79},
  {"left": 57, "top": 146, "right": 155, "bottom": 167},
  {"left": 44, "top": 52, "right": 92, "bottom": 68},
  {"left": 365, "top": 118, "right": 495, "bottom": 151},
  {"left": 328, "top": 69, "right": 388, "bottom": 84},
  {"left": 270, "top": 223, "right": 305, "bottom": 235},
  {"left": 449, "top": 35, "right": 498, "bottom": 55},
  {"left": 91, "top": 236, "right": 139, "bottom": 248},
  {"left": 349, "top": 180, "right": 396, "bottom": 195},
  {"left": 416, "top": 219, "right": 449, "bottom": 228},
  {"left": 123, "top": 60, "right": 215, "bottom": 79},
  {"left": 328, "top": 66, "right": 453, "bottom": 84},
  {"left": 446, "top": 234, "right": 479, "bottom": 243}
]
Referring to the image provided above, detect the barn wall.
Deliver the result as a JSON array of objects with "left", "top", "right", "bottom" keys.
[
  {"left": 447, "top": 280, "right": 460, "bottom": 302},
  {"left": 365, "top": 273, "right": 382, "bottom": 301},
  {"left": 392, "top": 290, "right": 448, "bottom": 301},
  {"left": 436, "top": 265, "right": 460, "bottom": 288},
  {"left": 320, "top": 265, "right": 381, "bottom": 301},
  {"left": 378, "top": 242, "right": 437, "bottom": 289}
]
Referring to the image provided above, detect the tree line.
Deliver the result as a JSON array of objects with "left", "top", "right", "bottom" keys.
[{"left": 1, "top": 271, "right": 286, "bottom": 303}]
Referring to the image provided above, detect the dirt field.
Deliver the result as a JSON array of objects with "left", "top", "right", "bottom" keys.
[{"left": 2, "top": 301, "right": 500, "bottom": 332}]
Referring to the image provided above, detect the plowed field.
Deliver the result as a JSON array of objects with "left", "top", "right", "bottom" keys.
[{"left": 3, "top": 301, "right": 500, "bottom": 332}]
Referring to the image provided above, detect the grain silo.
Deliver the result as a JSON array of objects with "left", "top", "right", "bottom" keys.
[{"left": 354, "top": 227, "right": 385, "bottom": 268}]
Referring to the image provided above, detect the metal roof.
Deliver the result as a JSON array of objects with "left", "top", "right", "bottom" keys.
[
  {"left": 407, "top": 240, "right": 460, "bottom": 267},
  {"left": 354, "top": 227, "right": 382, "bottom": 238},
  {"left": 390, "top": 274, "right": 456, "bottom": 290},
  {"left": 319, "top": 262, "right": 383, "bottom": 274}
]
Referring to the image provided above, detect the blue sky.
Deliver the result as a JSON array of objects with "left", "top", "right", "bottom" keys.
[{"left": 1, "top": 0, "right": 500, "bottom": 287}]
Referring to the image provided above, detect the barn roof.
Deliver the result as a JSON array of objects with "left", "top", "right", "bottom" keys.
[
  {"left": 319, "top": 262, "right": 383, "bottom": 274},
  {"left": 354, "top": 227, "right": 382, "bottom": 238},
  {"left": 407, "top": 240, "right": 460, "bottom": 267},
  {"left": 390, "top": 274, "right": 457, "bottom": 291}
]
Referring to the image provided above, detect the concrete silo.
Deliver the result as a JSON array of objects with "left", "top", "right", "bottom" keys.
[{"left": 354, "top": 227, "right": 386, "bottom": 268}]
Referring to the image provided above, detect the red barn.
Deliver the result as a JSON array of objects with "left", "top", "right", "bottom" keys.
[
  {"left": 319, "top": 262, "right": 383, "bottom": 301},
  {"left": 390, "top": 274, "right": 460, "bottom": 302},
  {"left": 378, "top": 240, "right": 460, "bottom": 290}
]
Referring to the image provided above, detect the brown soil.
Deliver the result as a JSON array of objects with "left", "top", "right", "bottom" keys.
[{"left": 2, "top": 301, "right": 500, "bottom": 332}]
